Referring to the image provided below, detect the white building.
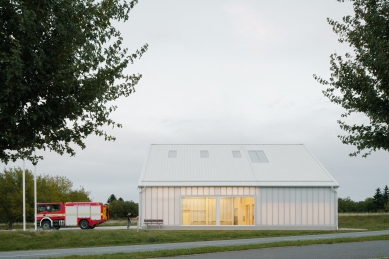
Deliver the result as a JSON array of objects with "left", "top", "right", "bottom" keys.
[{"left": 138, "top": 144, "right": 339, "bottom": 230}]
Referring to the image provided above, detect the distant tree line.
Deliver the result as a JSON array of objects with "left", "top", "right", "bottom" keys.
[
  {"left": 106, "top": 194, "right": 138, "bottom": 219},
  {"left": 338, "top": 185, "right": 389, "bottom": 213}
]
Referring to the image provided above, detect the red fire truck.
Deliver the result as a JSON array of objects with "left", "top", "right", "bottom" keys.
[{"left": 37, "top": 202, "right": 109, "bottom": 230}]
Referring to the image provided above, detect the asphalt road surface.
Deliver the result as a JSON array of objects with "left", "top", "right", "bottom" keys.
[
  {"left": 0, "top": 230, "right": 388, "bottom": 258},
  {"left": 159, "top": 240, "right": 389, "bottom": 259}
]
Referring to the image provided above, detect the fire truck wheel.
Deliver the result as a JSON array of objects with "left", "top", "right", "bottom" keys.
[
  {"left": 41, "top": 221, "right": 51, "bottom": 230},
  {"left": 80, "top": 220, "right": 90, "bottom": 230}
]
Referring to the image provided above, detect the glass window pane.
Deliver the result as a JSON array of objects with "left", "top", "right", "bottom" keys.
[
  {"left": 168, "top": 150, "right": 177, "bottom": 158},
  {"left": 221, "top": 197, "right": 255, "bottom": 225},
  {"left": 200, "top": 150, "right": 209, "bottom": 158},
  {"left": 232, "top": 151, "right": 242, "bottom": 158},
  {"left": 182, "top": 197, "right": 216, "bottom": 225}
]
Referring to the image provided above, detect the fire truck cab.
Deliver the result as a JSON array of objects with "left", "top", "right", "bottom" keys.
[{"left": 37, "top": 202, "right": 109, "bottom": 230}]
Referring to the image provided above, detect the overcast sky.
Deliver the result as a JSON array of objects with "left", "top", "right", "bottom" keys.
[{"left": 3, "top": 0, "right": 389, "bottom": 203}]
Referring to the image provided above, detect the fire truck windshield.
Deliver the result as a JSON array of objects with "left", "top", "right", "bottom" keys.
[{"left": 37, "top": 204, "right": 60, "bottom": 212}]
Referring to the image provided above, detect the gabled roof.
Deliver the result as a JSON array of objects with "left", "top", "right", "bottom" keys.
[{"left": 138, "top": 144, "right": 339, "bottom": 187}]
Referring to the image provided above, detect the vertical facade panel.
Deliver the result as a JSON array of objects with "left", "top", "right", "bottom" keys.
[
  {"left": 221, "top": 187, "right": 227, "bottom": 195},
  {"left": 279, "top": 188, "right": 285, "bottom": 225},
  {"left": 186, "top": 187, "right": 192, "bottom": 195},
  {"left": 145, "top": 187, "right": 153, "bottom": 219},
  {"left": 273, "top": 188, "right": 279, "bottom": 225},
  {"left": 285, "top": 188, "right": 288, "bottom": 225},
  {"left": 324, "top": 188, "right": 330, "bottom": 225},
  {"left": 157, "top": 187, "right": 163, "bottom": 219},
  {"left": 162, "top": 187, "right": 169, "bottom": 223},
  {"left": 296, "top": 188, "right": 302, "bottom": 225},
  {"left": 266, "top": 188, "right": 273, "bottom": 225},
  {"left": 180, "top": 187, "right": 186, "bottom": 196},
  {"left": 319, "top": 188, "right": 325, "bottom": 225},
  {"left": 249, "top": 187, "right": 256, "bottom": 195},
  {"left": 168, "top": 187, "right": 175, "bottom": 225},
  {"left": 233, "top": 187, "right": 238, "bottom": 195},
  {"left": 330, "top": 189, "right": 334, "bottom": 225},
  {"left": 142, "top": 188, "right": 147, "bottom": 221},
  {"left": 204, "top": 187, "right": 209, "bottom": 195},
  {"left": 301, "top": 188, "right": 308, "bottom": 225},
  {"left": 174, "top": 187, "right": 180, "bottom": 225},
  {"left": 307, "top": 188, "right": 313, "bottom": 225},
  {"left": 238, "top": 187, "right": 244, "bottom": 195},
  {"left": 198, "top": 187, "right": 204, "bottom": 195},
  {"left": 255, "top": 187, "right": 260, "bottom": 225},
  {"left": 227, "top": 187, "right": 233, "bottom": 195},
  {"left": 192, "top": 187, "right": 198, "bottom": 195},
  {"left": 244, "top": 187, "right": 250, "bottom": 195},
  {"left": 312, "top": 188, "right": 320, "bottom": 225},
  {"left": 209, "top": 187, "right": 215, "bottom": 195},
  {"left": 215, "top": 187, "right": 221, "bottom": 195},
  {"left": 261, "top": 188, "right": 267, "bottom": 225},
  {"left": 151, "top": 187, "right": 158, "bottom": 219},
  {"left": 289, "top": 188, "right": 296, "bottom": 225}
]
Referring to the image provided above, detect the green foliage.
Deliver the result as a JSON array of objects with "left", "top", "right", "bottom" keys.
[
  {"left": 373, "top": 187, "right": 385, "bottom": 211},
  {"left": 314, "top": 0, "right": 389, "bottom": 157},
  {"left": 338, "top": 185, "right": 389, "bottom": 212},
  {"left": 0, "top": 229, "right": 358, "bottom": 251},
  {"left": 107, "top": 194, "right": 117, "bottom": 203},
  {"left": 108, "top": 199, "right": 138, "bottom": 218},
  {"left": 0, "top": 168, "right": 90, "bottom": 228},
  {"left": 338, "top": 197, "right": 371, "bottom": 212},
  {"left": 383, "top": 185, "right": 389, "bottom": 211},
  {"left": 0, "top": 0, "right": 148, "bottom": 164}
]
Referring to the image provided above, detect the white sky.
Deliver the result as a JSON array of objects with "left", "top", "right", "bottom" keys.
[{"left": 3, "top": 0, "right": 389, "bottom": 203}]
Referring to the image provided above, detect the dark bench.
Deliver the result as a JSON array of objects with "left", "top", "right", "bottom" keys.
[{"left": 144, "top": 219, "right": 163, "bottom": 229}]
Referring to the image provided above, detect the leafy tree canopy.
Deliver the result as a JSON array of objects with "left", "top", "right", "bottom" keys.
[
  {"left": 0, "top": 168, "right": 90, "bottom": 229},
  {"left": 0, "top": 0, "right": 148, "bottom": 164},
  {"left": 107, "top": 194, "right": 117, "bottom": 203},
  {"left": 109, "top": 199, "right": 138, "bottom": 219},
  {"left": 314, "top": 0, "right": 389, "bottom": 157}
]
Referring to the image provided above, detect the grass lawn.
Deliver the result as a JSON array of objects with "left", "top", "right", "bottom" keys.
[
  {"left": 338, "top": 214, "right": 389, "bottom": 230},
  {"left": 53, "top": 235, "right": 389, "bottom": 259},
  {"left": 0, "top": 214, "right": 387, "bottom": 252}
]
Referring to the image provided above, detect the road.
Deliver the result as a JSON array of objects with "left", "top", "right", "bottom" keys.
[
  {"left": 160, "top": 240, "right": 389, "bottom": 259},
  {"left": 0, "top": 230, "right": 388, "bottom": 258}
]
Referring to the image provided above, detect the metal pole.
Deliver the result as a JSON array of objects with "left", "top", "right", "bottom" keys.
[
  {"left": 34, "top": 152, "right": 37, "bottom": 231},
  {"left": 23, "top": 160, "right": 26, "bottom": 231}
]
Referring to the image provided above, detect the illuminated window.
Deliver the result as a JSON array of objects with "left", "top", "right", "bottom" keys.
[
  {"left": 220, "top": 197, "right": 254, "bottom": 225},
  {"left": 181, "top": 197, "right": 254, "bottom": 226},
  {"left": 182, "top": 197, "right": 216, "bottom": 225}
]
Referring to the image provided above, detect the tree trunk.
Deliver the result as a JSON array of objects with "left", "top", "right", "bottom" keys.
[{"left": 7, "top": 219, "right": 13, "bottom": 230}]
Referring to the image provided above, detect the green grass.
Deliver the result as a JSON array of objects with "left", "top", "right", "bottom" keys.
[
  {"left": 0, "top": 219, "right": 137, "bottom": 230},
  {"left": 0, "top": 214, "right": 387, "bottom": 252},
  {"left": 50, "top": 235, "right": 389, "bottom": 259},
  {"left": 0, "top": 229, "right": 354, "bottom": 252},
  {"left": 338, "top": 214, "right": 389, "bottom": 230}
]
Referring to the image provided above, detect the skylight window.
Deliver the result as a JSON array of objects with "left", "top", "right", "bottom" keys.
[
  {"left": 200, "top": 150, "right": 209, "bottom": 158},
  {"left": 232, "top": 150, "right": 242, "bottom": 158},
  {"left": 168, "top": 150, "right": 177, "bottom": 158},
  {"left": 248, "top": 150, "right": 269, "bottom": 163}
]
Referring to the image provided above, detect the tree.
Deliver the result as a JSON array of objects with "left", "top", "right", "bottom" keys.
[
  {"left": 0, "top": 168, "right": 90, "bottom": 229},
  {"left": 108, "top": 198, "right": 138, "bottom": 219},
  {"left": 107, "top": 194, "right": 117, "bottom": 203},
  {"left": 314, "top": 0, "right": 389, "bottom": 157},
  {"left": 373, "top": 187, "right": 385, "bottom": 211},
  {"left": 383, "top": 185, "right": 389, "bottom": 211},
  {"left": 0, "top": 0, "right": 148, "bottom": 164}
]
